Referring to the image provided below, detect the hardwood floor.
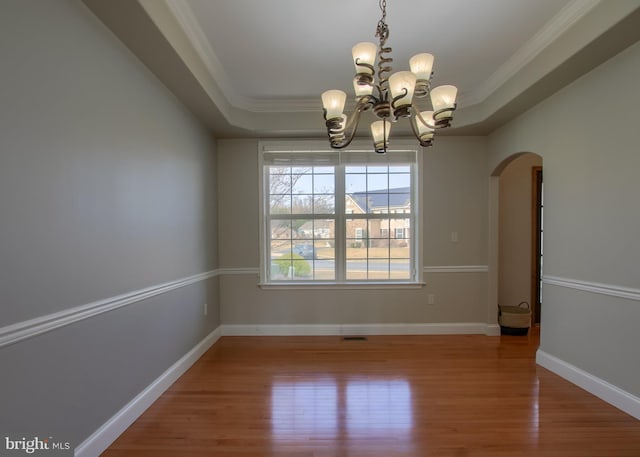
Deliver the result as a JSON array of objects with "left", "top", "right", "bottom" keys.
[{"left": 103, "top": 328, "right": 640, "bottom": 456}]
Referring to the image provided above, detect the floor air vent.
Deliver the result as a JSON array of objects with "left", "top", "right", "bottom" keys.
[{"left": 343, "top": 336, "right": 368, "bottom": 341}]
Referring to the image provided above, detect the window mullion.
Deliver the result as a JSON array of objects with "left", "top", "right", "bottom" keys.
[{"left": 335, "top": 163, "right": 346, "bottom": 282}]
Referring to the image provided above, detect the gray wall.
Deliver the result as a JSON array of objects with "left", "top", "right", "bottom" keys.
[
  {"left": 489, "top": 40, "right": 640, "bottom": 397},
  {"left": 0, "top": 0, "right": 219, "bottom": 448},
  {"left": 217, "top": 137, "right": 490, "bottom": 326}
]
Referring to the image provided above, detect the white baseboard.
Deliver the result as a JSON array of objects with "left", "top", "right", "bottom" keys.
[
  {"left": 536, "top": 350, "right": 640, "bottom": 420},
  {"left": 75, "top": 326, "right": 222, "bottom": 457},
  {"left": 222, "top": 323, "right": 500, "bottom": 337}
]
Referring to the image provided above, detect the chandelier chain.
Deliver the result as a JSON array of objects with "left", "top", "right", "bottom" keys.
[
  {"left": 376, "top": 0, "right": 389, "bottom": 44},
  {"left": 375, "top": 0, "right": 392, "bottom": 94}
]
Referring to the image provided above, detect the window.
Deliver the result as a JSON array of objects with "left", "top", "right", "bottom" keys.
[{"left": 261, "top": 141, "right": 420, "bottom": 285}]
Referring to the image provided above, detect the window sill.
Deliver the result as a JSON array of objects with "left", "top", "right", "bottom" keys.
[{"left": 258, "top": 281, "right": 426, "bottom": 290}]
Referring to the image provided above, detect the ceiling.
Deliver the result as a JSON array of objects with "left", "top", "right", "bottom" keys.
[{"left": 84, "top": 0, "right": 640, "bottom": 138}]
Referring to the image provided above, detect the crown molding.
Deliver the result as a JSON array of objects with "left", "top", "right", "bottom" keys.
[
  {"left": 163, "top": 0, "right": 254, "bottom": 111},
  {"left": 163, "top": 0, "right": 601, "bottom": 114},
  {"left": 465, "top": 0, "right": 602, "bottom": 106}
]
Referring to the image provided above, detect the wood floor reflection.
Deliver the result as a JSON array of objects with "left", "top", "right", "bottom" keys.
[{"left": 103, "top": 328, "right": 640, "bottom": 456}]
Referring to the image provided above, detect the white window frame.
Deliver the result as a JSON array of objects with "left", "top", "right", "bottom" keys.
[{"left": 258, "top": 140, "right": 423, "bottom": 288}]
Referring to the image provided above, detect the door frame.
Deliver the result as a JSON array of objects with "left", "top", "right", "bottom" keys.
[{"left": 531, "top": 166, "right": 543, "bottom": 324}]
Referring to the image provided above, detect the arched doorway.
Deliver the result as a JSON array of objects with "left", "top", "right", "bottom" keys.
[{"left": 489, "top": 152, "right": 543, "bottom": 327}]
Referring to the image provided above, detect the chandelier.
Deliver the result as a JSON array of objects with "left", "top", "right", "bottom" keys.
[{"left": 321, "top": 0, "right": 458, "bottom": 153}]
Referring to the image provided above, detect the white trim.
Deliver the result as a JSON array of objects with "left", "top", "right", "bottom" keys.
[
  {"left": 217, "top": 266, "right": 490, "bottom": 276},
  {"left": 258, "top": 282, "right": 425, "bottom": 290},
  {"left": 163, "top": 0, "right": 246, "bottom": 110},
  {"left": 543, "top": 275, "right": 640, "bottom": 302},
  {"left": 448, "top": 0, "right": 601, "bottom": 106},
  {"left": 424, "top": 265, "right": 489, "bottom": 273},
  {"left": 222, "top": 323, "right": 500, "bottom": 337},
  {"left": 0, "top": 270, "right": 220, "bottom": 349},
  {"left": 536, "top": 350, "right": 640, "bottom": 420},
  {"left": 75, "top": 326, "right": 222, "bottom": 457},
  {"left": 218, "top": 267, "right": 260, "bottom": 276}
]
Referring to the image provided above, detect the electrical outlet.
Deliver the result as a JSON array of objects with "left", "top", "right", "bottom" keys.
[
  {"left": 427, "top": 294, "right": 435, "bottom": 305},
  {"left": 203, "top": 303, "right": 208, "bottom": 316},
  {"left": 451, "top": 231, "right": 459, "bottom": 243}
]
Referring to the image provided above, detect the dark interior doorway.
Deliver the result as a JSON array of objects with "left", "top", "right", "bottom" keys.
[{"left": 531, "top": 167, "right": 543, "bottom": 324}]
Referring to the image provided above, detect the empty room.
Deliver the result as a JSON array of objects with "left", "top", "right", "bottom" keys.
[{"left": 1, "top": 1, "right": 640, "bottom": 456}]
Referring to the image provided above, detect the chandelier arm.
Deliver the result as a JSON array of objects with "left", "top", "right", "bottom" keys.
[
  {"left": 390, "top": 88, "right": 408, "bottom": 111},
  {"left": 354, "top": 59, "right": 375, "bottom": 77},
  {"left": 390, "top": 88, "right": 412, "bottom": 118},
  {"left": 432, "top": 104, "right": 458, "bottom": 129},
  {"left": 409, "top": 113, "right": 434, "bottom": 148},
  {"left": 324, "top": 96, "right": 374, "bottom": 149},
  {"left": 372, "top": 83, "right": 384, "bottom": 102},
  {"left": 412, "top": 102, "right": 436, "bottom": 129}
]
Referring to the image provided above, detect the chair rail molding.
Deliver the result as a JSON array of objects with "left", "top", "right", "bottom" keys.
[
  {"left": 543, "top": 275, "right": 640, "bottom": 302},
  {"left": 0, "top": 270, "right": 220, "bottom": 348}
]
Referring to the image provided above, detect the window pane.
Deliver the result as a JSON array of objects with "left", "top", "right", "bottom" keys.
[
  {"left": 346, "top": 259, "right": 367, "bottom": 280},
  {"left": 292, "top": 173, "right": 313, "bottom": 194},
  {"left": 269, "top": 172, "right": 291, "bottom": 194},
  {"left": 391, "top": 231, "right": 411, "bottom": 281},
  {"left": 345, "top": 173, "right": 366, "bottom": 194},
  {"left": 389, "top": 193, "right": 411, "bottom": 213},
  {"left": 367, "top": 259, "right": 390, "bottom": 280},
  {"left": 263, "top": 148, "right": 416, "bottom": 284},
  {"left": 367, "top": 174, "right": 388, "bottom": 192},
  {"left": 292, "top": 195, "right": 314, "bottom": 214},
  {"left": 366, "top": 192, "right": 388, "bottom": 214},
  {"left": 313, "top": 173, "right": 335, "bottom": 194},
  {"left": 389, "top": 165, "right": 410, "bottom": 173},
  {"left": 390, "top": 259, "right": 411, "bottom": 280},
  {"left": 367, "top": 165, "right": 388, "bottom": 173},
  {"left": 369, "top": 219, "right": 390, "bottom": 248},
  {"left": 313, "top": 219, "right": 335, "bottom": 240},
  {"left": 293, "top": 220, "right": 313, "bottom": 239},
  {"left": 389, "top": 173, "right": 410, "bottom": 189},
  {"left": 270, "top": 220, "right": 291, "bottom": 240},
  {"left": 314, "top": 195, "right": 335, "bottom": 214},
  {"left": 346, "top": 219, "right": 367, "bottom": 246},
  {"left": 271, "top": 256, "right": 313, "bottom": 281},
  {"left": 270, "top": 195, "right": 291, "bottom": 214},
  {"left": 313, "top": 247, "right": 335, "bottom": 281}
]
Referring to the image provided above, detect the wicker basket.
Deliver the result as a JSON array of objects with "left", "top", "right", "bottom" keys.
[{"left": 499, "top": 301, "right": 531, "bottom": 335}]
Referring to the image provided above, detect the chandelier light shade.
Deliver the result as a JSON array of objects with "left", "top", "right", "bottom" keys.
[
  {"left": 321, "top": 0, "right": 457, "bottom": 153},
  {"left": 388, "top": 71, "right": 417, "bottom": 115},
  {"left": 430, "top": 85, "right": 458, "bottom": 122},
  {"left": 321, "top": 89, "right": 347, "bottom": 119},
  {"left": 371, "top": 120, "right": 391, "bottom": 151},
  {"left": 352, "top": 42, "right": 378, "bottom": 75},
  {"left": 415, "top": 110, "right": 435, "bottom": 144}
]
